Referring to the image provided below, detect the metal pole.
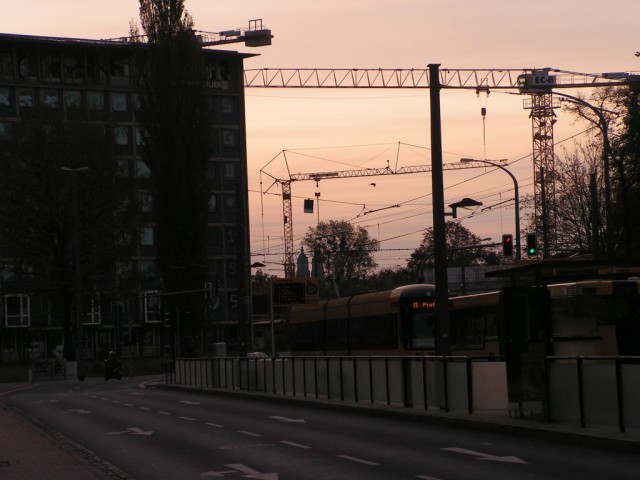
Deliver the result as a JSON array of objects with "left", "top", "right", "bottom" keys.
[
  {"left": 269, "top": 278, "right": 275, "bottom": 357},
  {"left": 429, "top": 63, "right": 451, "bottom": 356}
]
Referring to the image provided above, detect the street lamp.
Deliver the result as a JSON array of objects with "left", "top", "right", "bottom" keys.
[
  {"left": 60, "top": 166, "right": 89, "bottom": 381},
  {"left": 460, "top": 158, "right": 522, "bottom": 260}
]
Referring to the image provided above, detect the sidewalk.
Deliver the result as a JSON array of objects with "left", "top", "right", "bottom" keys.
[{"left": 0, "top": 383, "right": 127, "bottom": 480}]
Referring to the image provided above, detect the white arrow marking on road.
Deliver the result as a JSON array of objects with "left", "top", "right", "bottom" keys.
[
  {"left": 180, "top": 400, "right": 201, "bottom": 405},
  {"left": 108, "top": 427, "right": 154, "bottom": 436},
  {"left": 226, "top": 463, "right": 279, "bottom": 480},
  {"left": 269, "top": 416, "right": 305, "bottom": 423},
  {"left": 200, "top": 469, "right": 238, "bottom": 477},
  {"left": 442, "top": 447, "right": 528, "bottom": 464},
  {"left": 63, "top": 409, "right": 92, "bottom": 414}
]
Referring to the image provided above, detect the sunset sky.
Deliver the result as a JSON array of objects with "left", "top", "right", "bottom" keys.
[{"left": 6, "top": 1, "right": 640, "bottom": 274}]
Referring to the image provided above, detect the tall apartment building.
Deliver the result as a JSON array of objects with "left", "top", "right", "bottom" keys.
[{"left": 0, "top": 33, "right": 254, "bottom": 374}]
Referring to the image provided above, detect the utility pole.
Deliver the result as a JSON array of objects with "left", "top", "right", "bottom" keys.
[{"left": 429, "top": 64, "right": 451, "bottom": 356}]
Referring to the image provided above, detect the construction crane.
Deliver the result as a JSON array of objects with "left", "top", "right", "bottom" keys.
[
  {"left": 262, "top": 159, "right": 509, "bottom": 278},
  {"left": 247, "top": 67, "right": 639, "bottom": 277},
  {"left": 105, "top": 19, "right": 272, "bottom": 47}
]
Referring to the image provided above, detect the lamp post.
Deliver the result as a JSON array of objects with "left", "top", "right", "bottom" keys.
[
  {"left": 61, "top": 166, "right": 89, "bottom": 381},
  {"left": 460, "top": 158, "right": 521, "bottom": 260},
  {"left": 557, "top": 93, "right": 613, "bottom": 258}
]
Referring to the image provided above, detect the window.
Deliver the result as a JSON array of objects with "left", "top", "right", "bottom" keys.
[
  {"left": 0, "top": 52, "right": 12, "bottom": 79},
  {"left": 136, "top": 160, "right": 151, "bottom": 178},
  {"left": 141, "top": 227, "right": 154, "bottom": 246},
  {"left": 41, "top": 53, "right": 62, "bottom": 82},
  {"left": 208, "top": 194, "right": 217, "bottom": 212},
  {"left": 84, "top": 293, "right": 101, "bottom": 325},
  {"left": 112, "top": 92, "right": 127, "bottom": 112},
  {"left": 18, "top": 89, "right": 34, "bottom": 108},
  {"left": 140, "top": 260, "right": 158, "bottom": 279},
  {"left": 113, "top": 126, "right": 129, "bottom": 145},
  {"left": 136, "top": 127, "right": 148, "bottom": 146},
  {"left": 64, "top": 90, "right": 82, "bottom": 109},
  {"left": 0, "top": 122, "right": 10, "bottom": 141},
  {"left": 116, "top": 261, "right": 133, "bottom": 280},
  {"left": 42, "top": 90, "right": 59, "bottom": 108},
  {"left": 137, "top": 191, "right": 153, "bottom": 213},
  {"left": 223, "top": 162, "right": 236, "bottom": 180},
  {"left": 4, "top": 294, "right": 30, "bottom": 327},
  {"left": 62, "top": 55, "right": 83, "bottom": 83},
  {"left": 221, "top": 97, "right": 234, "bottom": 115},
  {"left": 0, "top": 87, "right": 11, "bottom": 107},
  {"left": 144, "top": 291, "right": 161, "bottom": 323},
  {"left": 222, "top": 129, "right": 236, "bottom": 147},
  {"left": 17, "top": 52, "right": 37, "bottom": 80},
  {"left": 88, "top": 91, "right": 105, "bottom": 110},
  {"left": 224, "top": 195, "right": 236, "bottom": 213}
]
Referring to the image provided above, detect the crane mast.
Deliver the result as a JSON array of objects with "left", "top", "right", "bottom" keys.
[{"left": 246, "top": 67, "right": 639, "bottom": 277}]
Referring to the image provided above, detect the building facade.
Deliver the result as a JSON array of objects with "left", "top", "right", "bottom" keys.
[{"left": 0, "top": 33, "right": 253, "bottom": 375}]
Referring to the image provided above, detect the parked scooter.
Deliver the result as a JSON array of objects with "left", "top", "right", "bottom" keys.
[{"left": 104, "top": 351, "right": 122, "bottom": 380}]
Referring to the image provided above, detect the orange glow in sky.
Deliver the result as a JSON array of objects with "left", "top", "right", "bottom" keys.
[{"left": 6, "top": 0, "right": 640, "bottom": 273}]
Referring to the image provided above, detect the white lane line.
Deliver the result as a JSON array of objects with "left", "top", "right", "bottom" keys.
[
  {"left": 238, "top": 430, "right": 262, "bottom": 437},
  {"left": 140, "top": 407, "right": 151, "bottom": 411},
  {"left": 124, "top": 403, "right": 135, "bottom": 407},
  {"left": 416, "top": 475, "right": 442, "bottom": 480},
  {"left": 179, "top": 416, "right": 195, "bottom": 421},
  {"left": 205, "top": 422, "right": 224, "bottom": 428},
  {"left": 336, "top": 455, "right": 379, "bottom": 466},
  {"left": 280, "top": 440, "right": 311, "bottom": 449},
  {"left": 158, "top": 411, "right": 171, "bottom": 415},
  {"left": 111, "top": 400, "right": 121, "bottom": 404}
]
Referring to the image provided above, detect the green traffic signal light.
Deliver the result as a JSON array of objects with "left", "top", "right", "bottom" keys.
[{"left": 526, "top": 233, "right": 537, "bottom": 256}]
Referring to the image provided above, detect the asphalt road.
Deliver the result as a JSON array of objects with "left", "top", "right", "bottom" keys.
[{"left": 3, "top": 377, "right": 640, "bottom": 480}]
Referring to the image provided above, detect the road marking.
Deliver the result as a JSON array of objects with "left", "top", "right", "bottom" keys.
[
  {"left": 180, "top": 400, "right": 201, "bottom": 405},
  {"left": 158, "top": 411, "right": 171, "bottom": 415},
  {"left": 336, "top": 455, "right": 379, "bottom": 466},
  {"left": 125, "top": 403, "right": 135, "bottom": 407},
  {"left": 206, "top": 422, "right": 224, "bottom": 428},
  {"left": 238, "top": 430, "right": 262, "bottom": 437},
  {"left": 416, "top": 475, "right": 442, "bottom": 480},
  {"left": 63, "top": 409, "right": 92, "bottom": 414},
  {"left": 140, "top": 407, "right": 151, "bottom": 411},
  {"left": 108, "top": 427, "right": 154, "bottom": 436},
  {"left": 280, "top": 440, "right": 311, "bottom": 449},
  {"left": 179, "top": 416, "right": 195, "bottom": 421},
  {"left": 111, "top": 400, "right": 121, "bottom": 404},
  {"left": 226, "top": 463, "right": 279, "bottom": 480},
  {"left": 442, "top": 447, "right": 528, "bottom": 464},
  {"left": 269, "top": 415, "right": 305, "bottom": 423}
]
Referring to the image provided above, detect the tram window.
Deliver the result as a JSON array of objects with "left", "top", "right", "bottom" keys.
[
  {"left": 551, "top": 297, "right": 599, "bottom": 337},
  {"left": 408, "top": 311, "right": 435, "bottom": 349},
  {"left": 350, "top": 314, "right": 397, "bottom": 350}
]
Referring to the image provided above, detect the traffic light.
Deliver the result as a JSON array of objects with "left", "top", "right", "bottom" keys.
[
  {"left": 502, "top": 234, "right": 513, "bottom": 256},
  {"left": 526, "top": 233, "right": 537, "bottom": 256}
]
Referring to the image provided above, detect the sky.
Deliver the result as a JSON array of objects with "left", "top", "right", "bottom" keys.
[{"left": 5, "top": 0, "right": 640, "bottom": 274}]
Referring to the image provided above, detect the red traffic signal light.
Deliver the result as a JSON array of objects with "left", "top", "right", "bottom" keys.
[{"left": 502, "top": 234, "right": 513, "bottom": 256}]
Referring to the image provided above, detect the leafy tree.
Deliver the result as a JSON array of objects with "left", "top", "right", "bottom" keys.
[
  {"left": 364, "top": 265, "right": 414, "bottom": 292},
  {"left": 407, "top": 221, "right": 497, "bottom": 281},
  {"left": 302, "top": 220, "right": 380, "bottom": 297},
  {"left": 131, "top": 0, "right": 210, "bottom": 322}
]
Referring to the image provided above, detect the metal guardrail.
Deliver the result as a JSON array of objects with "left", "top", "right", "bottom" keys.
[
  {"left": 166, "top": 355, "right": 507, "bottom": 415},
  {"left": 546, "top": 356, "right": 640, "bottom": 433}
]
